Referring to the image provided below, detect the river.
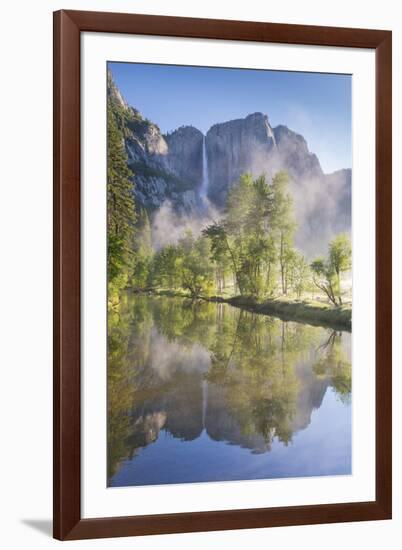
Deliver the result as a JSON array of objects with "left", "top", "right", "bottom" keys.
[{"left": 108, "top": 293, "right": 351, "bottom": 486}]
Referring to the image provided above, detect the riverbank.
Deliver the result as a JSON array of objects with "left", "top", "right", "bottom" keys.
[
  {"left": 133, "top": 289, "right": 352, "bottom": 332},
  {"left": 217, "top": 295, "right": 351, "bottom": 331}
]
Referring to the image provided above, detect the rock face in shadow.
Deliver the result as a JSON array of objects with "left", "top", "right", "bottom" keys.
[
  {"left": 165, "top": 126, "right": 204, "bottom": 189},
  {"left": 205, "top": 113, "right": 277, "bottom": 205},
  {"left": 273, "top": 125, "right": 323, "bottom": 181},
  {"left": 108, "top": 71, "right": 351, "bottom": 251},
  {"left": 205, "top": 113, "right": 324, "bottom": 206},
  {"left": 108, "top": 71, "right": 202, "bottom": 214},
  {"left": 203, "top": 112, "right": 350, "bottom": 254}
]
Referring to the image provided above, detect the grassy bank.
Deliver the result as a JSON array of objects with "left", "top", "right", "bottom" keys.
[
  {"left": 133, "top": 288, "right": 352, "bottom": 332},
  {"left": 221, "top": 296, "right": 351, "bottom": 332}
]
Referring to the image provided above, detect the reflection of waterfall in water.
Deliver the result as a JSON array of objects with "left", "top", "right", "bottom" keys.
[
  {"left": 202, "top": 379, "right": 208, "bottom": 430},
  {"left": 200, "top": 136, "right": 209, "bottom": 201},
  {"left": 109, "top": 295, "right": 352, "bottom": 487}
]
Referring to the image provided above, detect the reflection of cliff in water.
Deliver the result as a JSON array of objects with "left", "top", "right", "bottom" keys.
[
  {"left": 108, "top": 295, "right": 351, "bottom": 481},
  {"left": 124, "top": 362, "right": 330, "bottom": 458},
  {"left": 291, "top": 360, "right": 329, "bottom": 433}
]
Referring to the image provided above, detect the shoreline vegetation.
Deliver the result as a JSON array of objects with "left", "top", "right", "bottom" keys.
[
  {"left": 107, "top": 72, "right": 352, "bottom": 333},
  {"left": 128, "top": 288, "right": 352, "bottom": 331}
]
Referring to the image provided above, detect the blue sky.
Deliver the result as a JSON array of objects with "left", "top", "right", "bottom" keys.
[{"left": 108, "top": 62, "right": 351, "bottom": 173}]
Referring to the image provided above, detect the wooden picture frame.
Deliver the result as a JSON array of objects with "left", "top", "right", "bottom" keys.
[{"left": 53, "top": 9, "right": 392, "bottom": 540}]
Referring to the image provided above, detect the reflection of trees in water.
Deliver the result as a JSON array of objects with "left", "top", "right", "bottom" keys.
[
  {"left": 107, "top": 294, "right": 352, "bottom": 483},
  {"left": 205, "top": 313, "right": 300, "bottom": 451},
  {"left": 312, "top": 331, "right": 352, "bottom": 404},
  {"left": 107, "top": 293, "right": 143, "bottom": 480}
]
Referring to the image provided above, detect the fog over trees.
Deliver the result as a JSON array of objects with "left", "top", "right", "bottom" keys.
[{"left": 107, "top": 73, "right": 351, "bottom": 309}]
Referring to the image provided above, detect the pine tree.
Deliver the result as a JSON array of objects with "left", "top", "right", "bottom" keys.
[{"left": 107, "top": 96, "right": 136, "bottom": 298}]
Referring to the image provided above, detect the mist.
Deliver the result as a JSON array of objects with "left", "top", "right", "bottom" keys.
[
  {"left": 291, "top": 172, "right": 351, "bottom": 258},
  {"left": 244, "top": 147, "right": 351, "bottom": 258},
  {"left": 151, "top": 199, "right": 221, "bottom": 250}
]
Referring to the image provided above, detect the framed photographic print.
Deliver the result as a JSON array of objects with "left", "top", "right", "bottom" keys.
[{"left": 53, "top": 10, "right": 392, "bottom": 540}]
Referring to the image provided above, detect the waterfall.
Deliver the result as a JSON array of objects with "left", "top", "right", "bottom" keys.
[
  {"left": 201, "top": 136, "right": 209, "bottom": 200},
  {"left": 202, "top": 379, "right": 208, "bottom": 430}
]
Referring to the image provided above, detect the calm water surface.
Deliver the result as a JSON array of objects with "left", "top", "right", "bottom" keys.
[{"left": 108, "top": 293, "right": 351, "bottom": 487}]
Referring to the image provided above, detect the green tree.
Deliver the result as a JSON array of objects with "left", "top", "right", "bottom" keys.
[
  {"left": 311, "top": 234, "right": 352, "bottom": 306},
  {"left": 329, "top": 233, "right": 352, "bottom": 305},
  {"left": 202, "top": 221, "right": 239, "bottom": 291},
  {"left": 151, "top": 244, "right": 181, "bottom": 289},
  {"left": 178, "top": 232, "right": 215, "bottom": 297},
  {"left": 131, "top": 208, "right": 153, "bottom": 289},
  {"left": 264, "top": 234, "right": 277, "bottom": 297},
  {"left": 270, "top": 171, "right": 296, "bottom": 295},
  {"left": 288, "top": 252, "right": 310, "bottom": 299},
  {"left": 203, "top": 173, "right": 274, "bottom": 297},
  {"left": 107, "top": 96, "right": 136, "bottom": 301},
  {"left": 310, "top": 257, "right": 338, "bottom": 305}
]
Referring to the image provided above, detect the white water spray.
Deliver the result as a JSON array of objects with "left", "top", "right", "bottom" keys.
[
  {"left": 202, "top": 379, "right": 208, "bottom": 430},
  {"left": 200, "top": 136, "right": 209, "bottom": 201}
]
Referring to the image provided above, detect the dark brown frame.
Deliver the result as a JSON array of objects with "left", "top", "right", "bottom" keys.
[{"left": 54, "top": 9, "right": 392, "bottom": 541}]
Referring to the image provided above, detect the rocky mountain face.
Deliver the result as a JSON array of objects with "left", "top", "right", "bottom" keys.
[
  {"left": 108, "top": 71, "right": 203, "bottom": 213},
  {"left": 206, "top": 112, "right": 324, "bottom": 206},
  {"left": 204, "top": 112, "right": 350, "bottom": 254},
  {"left": 108, "top": 73, "right": 351, "bottom": 254},
  {"left": 165, "top": 126, "right": 203, "bottom": 187},
  {"left": 205, "top": 113, "right": 277, "bottom": 205}
]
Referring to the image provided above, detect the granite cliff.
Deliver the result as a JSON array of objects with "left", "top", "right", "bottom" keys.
[
  {"left": 108, "top": 70, "right": 203, "bottom": 213},
  {"left": 108, "top": 72, "right": 351, "bottom": 254},
  {"left": 205, "top": 112, "right": 323, "bottom": 206}
]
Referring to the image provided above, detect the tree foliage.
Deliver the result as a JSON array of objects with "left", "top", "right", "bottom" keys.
[
  {"left": 311, "top": 234, "right": 351, "bottom": 306},
  {"left": 106, "top": 116, "right": 351, "bottom": 309},
  {"left": 107, "top": 96, "right": 136, "bottom": 301},
  {"left": 150, "top": 231, "right": 215, "bottom": 297},
  {"left": 108, "top": 294, "right": 352, "bottom": 479},
  {"left": 202, "top": 172, "right": 304, "bottom": 299}
]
